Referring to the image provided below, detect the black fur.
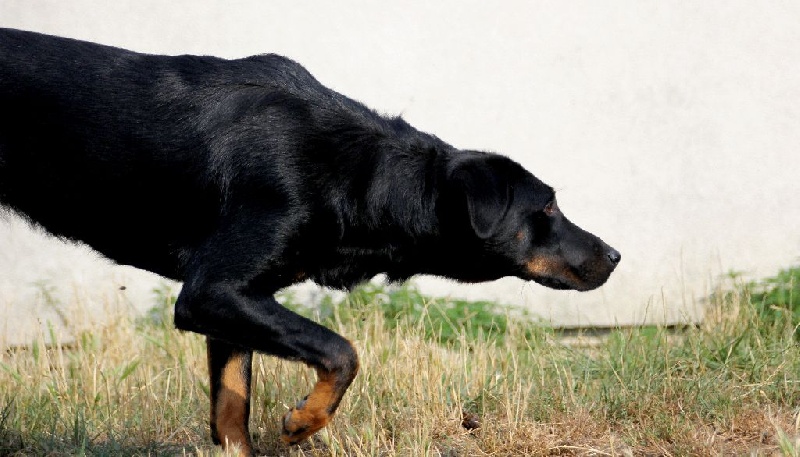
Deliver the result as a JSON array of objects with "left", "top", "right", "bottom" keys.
[{"left": 0, "top": 28, "right": 620, "bottom": 449}]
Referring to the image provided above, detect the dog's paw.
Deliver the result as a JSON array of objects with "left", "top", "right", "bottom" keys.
[{"left": 280, "top": 398, "right": 332, "bottom": 445}]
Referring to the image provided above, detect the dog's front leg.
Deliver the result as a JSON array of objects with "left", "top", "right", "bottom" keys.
[
  {"left": 176, "top": 280, "right": 359, "bottom": 450},
  {"left": 174, "top": 210, "right": 359, "bottom": 449},
  {"left": 207, "top": 337, "right": 253, "bottom": 456},
  {"left": 279, "top": 341, "right": 359, "bottom": 445}
]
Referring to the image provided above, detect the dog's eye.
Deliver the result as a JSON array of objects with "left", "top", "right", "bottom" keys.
[{"left": 543, "top": 201, "right": 557, "bottom": 216}]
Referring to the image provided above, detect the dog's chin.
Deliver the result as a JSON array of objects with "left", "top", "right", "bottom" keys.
[{"left": 532, "top": 276, "right": 604, "bottom": 292}]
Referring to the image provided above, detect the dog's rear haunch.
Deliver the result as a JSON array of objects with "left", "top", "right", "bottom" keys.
[{"left": 0, "top": 28, "right": 620, "bottom": 455}]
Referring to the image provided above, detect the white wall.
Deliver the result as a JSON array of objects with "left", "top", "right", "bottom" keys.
[{"left": 2, "top": 1, "right": 799, "bottom": 343}]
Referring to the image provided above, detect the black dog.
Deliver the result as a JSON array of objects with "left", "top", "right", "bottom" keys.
[{"left": 0, "top": 28, "right": 620, "bottom": 455}]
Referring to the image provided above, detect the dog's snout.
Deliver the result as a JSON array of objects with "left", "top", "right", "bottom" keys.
[{"left": 607, "top": 248, "right": 621, "bottom": 265}]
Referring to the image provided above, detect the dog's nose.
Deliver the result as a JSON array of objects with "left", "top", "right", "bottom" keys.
[{"left": 607, "top": 248, "right": 621, "bottom": 265}]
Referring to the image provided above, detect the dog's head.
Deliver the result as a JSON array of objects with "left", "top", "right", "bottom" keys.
[{"left": 440, "top": 152, "right": 620, "bottom": 291}]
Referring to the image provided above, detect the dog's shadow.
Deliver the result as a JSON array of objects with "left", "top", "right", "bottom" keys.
[
  {"left": 0, "top": 426, "right": 331, "bottom": 456},
  {"left": 0, "top": 428, "right": 195, "bottom": 456}
]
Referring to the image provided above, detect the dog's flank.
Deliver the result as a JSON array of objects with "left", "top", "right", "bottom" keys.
[{"left": 0, "top": 28, "right": 619, "bottom": 455}]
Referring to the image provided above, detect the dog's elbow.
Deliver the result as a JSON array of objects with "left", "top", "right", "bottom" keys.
[
  {"left": 174, "top": 290, "right": 200, "bottom": 333},
  {"left": 173, "top": 283, "right": 225, "bottom": 335}
]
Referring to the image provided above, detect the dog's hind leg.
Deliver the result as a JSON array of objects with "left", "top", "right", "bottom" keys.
[{"left": 207, "top": 337, "right": 253, "bottom": 456}]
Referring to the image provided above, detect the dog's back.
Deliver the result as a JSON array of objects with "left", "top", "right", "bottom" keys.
[
  {"left": 0, "top": 29, "right": 350, "bottom": 278},
  {"left": 0, "top": 28, "right": 445, "bottom": 281}
]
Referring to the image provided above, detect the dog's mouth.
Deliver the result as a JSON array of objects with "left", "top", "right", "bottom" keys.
[{"left": 525, "top": 256, "right": 617, "bottom": 292}]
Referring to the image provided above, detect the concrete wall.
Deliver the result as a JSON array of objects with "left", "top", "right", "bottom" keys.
[{"left": 2, "top": 1, "right": 799, "bottom": 343}]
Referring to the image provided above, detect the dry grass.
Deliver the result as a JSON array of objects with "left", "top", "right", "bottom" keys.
[{"left": 1, "top": 280, "right": 799, "bottom": 456}]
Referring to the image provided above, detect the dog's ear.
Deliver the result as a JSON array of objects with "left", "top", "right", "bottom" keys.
[{"left": 448, "top": 156, "right": 512, "bottom": 239}]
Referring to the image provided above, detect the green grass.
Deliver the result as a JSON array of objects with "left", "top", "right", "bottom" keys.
[
  {"left": 1, "top": 270, "right": 799, "bottom": 456},
  {"left": 294, "top": 281, "right": 546, "bottom": 347},
  {"left": 747, "top": 266, "right": 800, "bottom": 337}
]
